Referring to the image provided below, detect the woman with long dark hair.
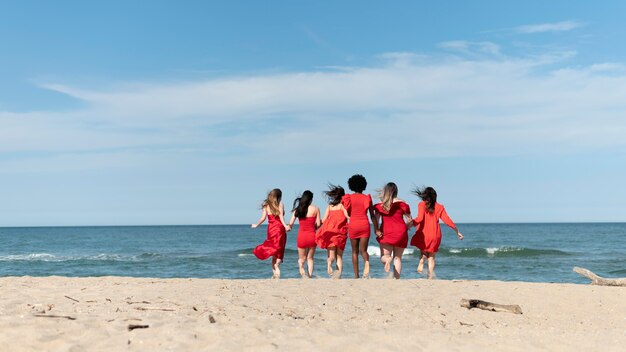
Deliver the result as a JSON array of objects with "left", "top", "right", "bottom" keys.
[
  {"left": 251, "top": 188, "right": 290, "bottom": 279},
  {"left": 316, "top": 184, "right": 349, "bottom": 278},
  {"left": 342, "top": 174, "right": 379, "bottom": 278},
  {"left": 409, "top": 186, "right": 463, "bottom": 279},
  {"left": 287, "top": 190, "right": 321, "bottom": 278},
  {"left": 373, "top": 182, "right": 412, "bottom": 279}
]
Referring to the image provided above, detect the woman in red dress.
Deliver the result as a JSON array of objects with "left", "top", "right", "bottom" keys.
[
  {"left": 342, "top": 174, "right": 379, "bottom": 278},
  {"left": 251, "top": 188, "right": 290, "bottom": 279},
  {"left": 287, "top": 190, "right": 321, "bottom": 278},
  {"left": 316, "top": 185, "right": 349, "bottom": 278},
  {"left": 373, "top": 182, "right": 412, "bottom": 279},
  {"left": 409, "top": 187, "right": 463, "bottom": 279}
]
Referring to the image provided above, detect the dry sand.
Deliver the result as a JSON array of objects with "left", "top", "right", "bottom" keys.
[{"left": 0, "top": 276, "right": 624, "bottom": 351}]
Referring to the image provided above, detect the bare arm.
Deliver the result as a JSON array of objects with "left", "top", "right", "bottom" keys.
[
  {"left": 278, "top": 203, "right": 289, "bottom": 229},
  {"left": 320, "top": 206, "right": 330, "bottom": 224},
  {"left": 404, "top": 211, "right": 413, "bottom": 229},
  {"left": 368, "top": 205, "right": 379, "bottom": 232},
  {"left": 251, "top": 207, "right": 268, "bottom": 228},
  {"left": 374, "top": 210, "right": 382, "bottom": 237},
  {"left": 441, "top": 206, "right": 463, "bottom": 240},
  {"left": 287, "top": 211, "right": 297, "bottom": 230},
  {"left": 315, "top": 206, "right": 322, "bottom": 228}
]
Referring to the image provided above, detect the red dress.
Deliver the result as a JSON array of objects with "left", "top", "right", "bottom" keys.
[
  {"left": 410, "top": 202, "right": 457, "bottom": 253},
  {"left": 374, "top": 201, "right": 411, "bottom": 248},
  {"left": 297, "top": 216, "right": 317, "bottom": 249},
  {"left": 342, "top": 193, "right": 373, "bottom": 239},
  {"left": 316, "top": 208, "right": 348, "bottom": 250},
  {"left": 253, "top": 214, "right": 287, "bottom": 260}
]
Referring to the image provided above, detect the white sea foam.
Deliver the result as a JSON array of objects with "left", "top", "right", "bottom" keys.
[
  {"left": 238, "top": 253, "right": 254, "bottom": 257},
  {"left": 0, "top": 253, "right": 58, "bottom": 261},
  {"left": 486, "top": 247, "right": 499, "bottom": 255},
  {"left": 367, "top": 246, "right": 414, "bottom": 256}
]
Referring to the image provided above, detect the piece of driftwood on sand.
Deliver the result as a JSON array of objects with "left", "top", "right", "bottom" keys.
[
  {"left": 460, "top": 299, "right": 523, "bottom": 314},
  {"left": 573, "top": 267, "right": 626, "bottom": 287}
]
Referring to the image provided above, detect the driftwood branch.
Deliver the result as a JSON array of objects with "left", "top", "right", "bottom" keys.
[
  {"left": 460, "top": 299, "right": 522, "bottom": 314},
  {"left": 573, "top": 267, "right": 626, "bottom": 287},
  {"left": 64, "top": 295, "right": 80, "bottom": 303},
  {"left": 128, "top": 324, "right": 149, "bottom": 331},
  {"left": 34, "top": 314, "right": 77, "bottom": 320}
]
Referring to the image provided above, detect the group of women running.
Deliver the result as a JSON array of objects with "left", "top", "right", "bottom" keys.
[{"left": 250, "top": 174, "right": 463, "bottom": 279}]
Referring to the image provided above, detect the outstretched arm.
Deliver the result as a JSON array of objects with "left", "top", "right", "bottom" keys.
[
  {"left": 251, "top": 207, "right": 268, "bottom": 228},
  {"left": 441, "top": 207, "right": 463, "bottom": 240}
]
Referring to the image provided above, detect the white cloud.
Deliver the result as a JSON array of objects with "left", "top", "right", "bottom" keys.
[
  {"left": 515, "top": 20, "right": 583, "bottom": 34},
  {"left": 3, "top": 46, "right": 626, "bottom": 171}
]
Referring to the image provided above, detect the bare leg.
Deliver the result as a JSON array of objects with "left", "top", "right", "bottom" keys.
[
  {"left": 350, "top": 238, "right": 360, "bottom": 278},
  {"left": 306, "top": 247, "right": 316, "bottom": 278},
  {"left": 336, "top": 249, "right": 344, "bottom": 279},
  {"left": 427, "top": 253, "right": 436, "bottom": 279},
  {"left": 360, "top": 237, "right": 370, "bottom": 278},
  {"left": 327, "top": 248, "right": 337, "bottom": 277},
  {"left": 380, "top": 244, "right": 393, "bottom": 273},
  {"left": 417, "top": 251, "right": 426, "bottom": 273},
  {"left": 392, "top": 247, "right": 405, "bottom": 279},
  {"left": 297, "top": 248, "right": 307, "bottom": 278},
  {"left": 275, "top": 258, "right": 282, "bottom": 279}
]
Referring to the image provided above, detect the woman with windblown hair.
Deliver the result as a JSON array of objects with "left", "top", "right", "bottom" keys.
[
  {"left": 409, "top": 186, "right": 463, "bottom": 279},
  {"left": 251, "top": 188, "right": 290, "bottom": 279},
  {"left": 316, "top": 185, "right": 349, "bottom": 279},
  {"left": 287, "top": 190, "right": 321, "bottom": 278},
  {"left": 373, "top": 182, "right": 412, "bottom": 279}
]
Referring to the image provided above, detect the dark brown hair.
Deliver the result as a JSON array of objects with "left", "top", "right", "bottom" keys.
[
  {"left": 413, "top": 186, "right": 437, "bottom": 213},
  {"left": 324, "top": 184, "right": 345, "bottom": 206}
]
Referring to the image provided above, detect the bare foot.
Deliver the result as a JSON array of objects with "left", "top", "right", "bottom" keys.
[
  {"left": 427, "top": 272, "right": 436, "bottom": 280},
  {"left": 299, "top": 266, "right": 306, "bottom": 278},
  {"left": 363, "top": 261, "right": 370, "bottom": 279},
  {"left": 384, "top": 258, "right": 391, "bottom": 273},
  {"left": 273, "top": 260, "right": 282, "bottom": 279},
  {"left": 417, "top": 260, "right": 424, "bottom": 274},
  {"left": 327, "top": 261, "right": 334, "bottom": 277}
]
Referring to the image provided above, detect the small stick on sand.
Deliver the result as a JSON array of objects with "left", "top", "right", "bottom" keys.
[
  {"left": 34, "top": 314, "right": 76, "bottom": 320},
  {"left": 64, "top": 295, "right": 80, "bottom": 303},
  {"left": 573, "top": 267, "right": 626, "bottom": 287},
  {"left": 128, "top": 324, "right": 149, "bottom": 331},
  {"left": 134, "top": 307, "right": 175, "bottom": 312},
  {"left": 460, "top": 299, "right": 522, "bottom": 314}
]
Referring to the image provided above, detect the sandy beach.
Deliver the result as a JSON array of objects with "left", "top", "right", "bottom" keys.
[{"left": 0, "top": 276, "right": 624, "bottom": 351}]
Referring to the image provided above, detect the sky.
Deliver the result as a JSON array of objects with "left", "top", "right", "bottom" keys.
[{"left": 2, "top": 1, "right": 626, "bottom": 226}]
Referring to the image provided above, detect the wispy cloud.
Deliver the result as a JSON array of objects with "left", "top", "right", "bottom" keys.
[
  {"left": 3, "top": 46, "right": 626, "bottom": 172},
  {"left": 515, "top": 20, "right": 583, "bottom": 34},
  {"left": 439, "top": 41, "right": 501, "bottom": 56}
]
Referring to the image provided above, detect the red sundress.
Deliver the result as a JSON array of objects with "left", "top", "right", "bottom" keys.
[{"left": 253, "top": 214, "right": 287, "bottom": 260}]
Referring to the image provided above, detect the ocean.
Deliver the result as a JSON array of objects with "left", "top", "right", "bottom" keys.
[{"left": 1, "top": 223, "right": 624, "bottom": 283}]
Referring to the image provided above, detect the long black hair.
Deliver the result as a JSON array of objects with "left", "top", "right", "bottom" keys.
[
  {"left": 413, "top": 186, "right": 437, "bottom": 213},
  {"left": 324, "top": 184, "right": 345, "bottom": 206},
  {"left": 292, "top": 190, "right": 314, "bottom": 218}
]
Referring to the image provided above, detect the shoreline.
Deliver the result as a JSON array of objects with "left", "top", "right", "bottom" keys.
[{"left": 1, "top": 277, "right": 624, "bottom": 351}]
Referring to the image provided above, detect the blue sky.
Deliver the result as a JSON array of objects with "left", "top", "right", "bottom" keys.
[{"left": 2, "top": 1, "right": 626, "bottom": 226}]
